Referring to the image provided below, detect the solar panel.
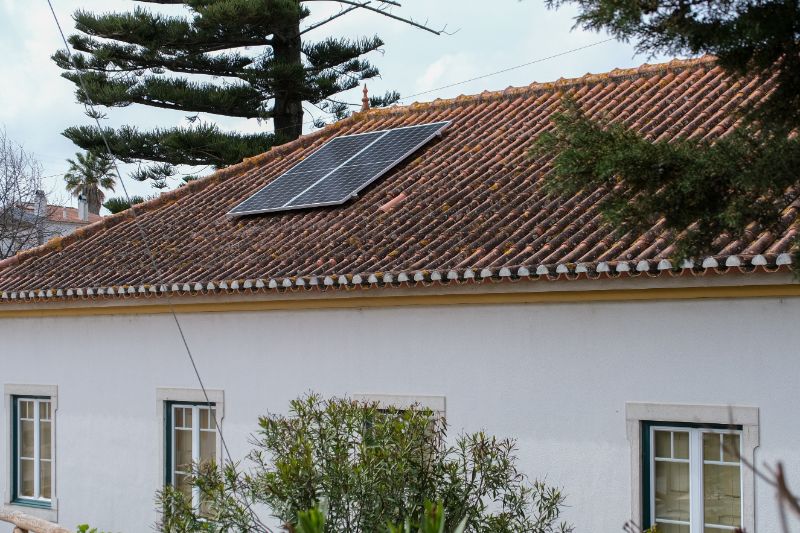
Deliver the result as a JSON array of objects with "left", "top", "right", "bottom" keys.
[{"left": 228, "top": 121, "right": 450, "bottom": 216}]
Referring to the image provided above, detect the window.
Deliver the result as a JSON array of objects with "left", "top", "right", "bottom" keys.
[
  {"left": 644, "top": 424, "right": 742, "bottom": 532},
  {"left": 165, "top": 402, "right": 217, "bottom": 508},
  {"left": 353, "top": 393, "right": 445, "bottom": 441},
  {"left": 626, "top": 403, "right": 758, "bottom": 533},
  {"left": 352, "top": 394, "right": 446, "bottom": 418},
  {"left": 5, "top": 384, "right": 58, "bottom": 520},
  {"left": 157, "top": 388, "right": 223, "bottom": 508},
  {"left": 12, "top": 397, "right": 53, "bottom": 506}
]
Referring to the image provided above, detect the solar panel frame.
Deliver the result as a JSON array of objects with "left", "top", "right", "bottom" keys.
[
  {"left": 227, "top": 131, "right": 386, "bottom": 215},
  {"left": 228, "top": 121, "right": 450, "bottom": 216}
]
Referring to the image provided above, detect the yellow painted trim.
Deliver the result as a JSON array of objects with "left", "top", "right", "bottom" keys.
[{"left": 0, "top": 284, "right": 798, "bottom": 318}]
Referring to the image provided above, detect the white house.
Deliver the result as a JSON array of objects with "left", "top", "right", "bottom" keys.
[
  {"left": 0, "top": 56, "right": 798, "bottom": 533},
  {"left": 1, "top": 192, "right": 101, "bottom": 258}
]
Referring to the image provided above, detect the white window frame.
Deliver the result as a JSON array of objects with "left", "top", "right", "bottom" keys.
[
  {"left": 170, "top": 403, "right": 218, "bottom": 509},
  {"left": 3, "top": 384, "right": 58, "bottom": 523},
  {"left": 648, "top": 425, "right": 744, "bottom": 531},
  {"left": 15, "top": 398, "right": 53, "bottom": 504},
  {"left": 626, "top": 402, "right": 759, "bottom": 533},
  {"left": 157, "top": 388, "right": 224, "bottom": 509},
  {"left": 352, "top": 393, "right": 446, "bottom": 418}
]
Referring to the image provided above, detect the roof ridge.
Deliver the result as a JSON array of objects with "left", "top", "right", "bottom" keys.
[{"left": 365, "top": 55, "right": 718, "bottom": 116}]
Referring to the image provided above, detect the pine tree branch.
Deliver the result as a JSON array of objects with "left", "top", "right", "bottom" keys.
[
  {"left": 64, "top": 72, "right": 268, "bottom": 119},
  {"left": 59, "top": 36, "right": 253, "bottom": 78},
  {"left": 74, "top": 8, "right": 274, "bottom": 53},
  {"left": 63, "top": 124, "right": 276, "bottom": 167}
]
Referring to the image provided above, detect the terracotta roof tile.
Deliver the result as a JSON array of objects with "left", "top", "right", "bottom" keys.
[{"left": 1, "top": 55, "right": 797, "bottom": 303}]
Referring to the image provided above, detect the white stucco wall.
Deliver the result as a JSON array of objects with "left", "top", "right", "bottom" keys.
[{"left": 0, "top": 293, "right": 798, "bottom": 532}]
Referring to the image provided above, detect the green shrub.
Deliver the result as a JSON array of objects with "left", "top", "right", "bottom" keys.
[{"left": 158, "top": 394, "right": 571, "bottom": 533}]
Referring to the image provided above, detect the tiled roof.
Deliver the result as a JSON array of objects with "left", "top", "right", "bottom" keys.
[{"left": 1, "top": 56, "right": 797, "bottom": 303}]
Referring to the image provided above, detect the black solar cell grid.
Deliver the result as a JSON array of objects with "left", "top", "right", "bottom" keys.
[
  {"left": 286, "top": 131, "right": 385, "bottom": 174},
  {"left": 291, "top": 162, "right": 388, "bottom": 206},
  {"left": 229, "top": 122, "right": 449, "bottom": 215},
  {"left": 345, "top": 123, "right": 450, "bottom": 167}
]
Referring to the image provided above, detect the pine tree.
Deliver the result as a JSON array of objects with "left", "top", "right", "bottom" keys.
[
  {"left": 54, "top": 1, "right": 439, "bottom": 188},
  {"left": 537, "top": 0, "right": 800, "bottom": 262}
]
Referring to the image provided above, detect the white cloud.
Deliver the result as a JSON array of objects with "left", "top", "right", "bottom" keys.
[{"left": 414, "top": 53, "right": 482, "bottom": 95}]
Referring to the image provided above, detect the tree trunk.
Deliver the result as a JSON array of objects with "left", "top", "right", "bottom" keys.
[
  {"left": 271, "top": 6, "right": 304, "bottom": 141},
  {"left": 86, "top": 187, "right": 101, "bottom": 215},
  {"left": 0, "top": 508, "right": 71, "bottom": 533}
]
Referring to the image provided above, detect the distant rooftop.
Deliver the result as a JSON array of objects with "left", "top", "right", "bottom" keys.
[{"left": 21, "top": 203, "right": 103, "bottom": 225}]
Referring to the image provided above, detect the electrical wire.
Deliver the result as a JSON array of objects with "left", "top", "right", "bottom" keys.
[
  {"left": 396, "top": 37, "right": 616, "bottom": 102},
  {"left": 44, "top": 2, "right": 270, "bottom": 530}
]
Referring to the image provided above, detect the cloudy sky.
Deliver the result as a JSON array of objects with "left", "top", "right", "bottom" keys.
[{"left": 0, "top": 0, "right": 673, "bottom": 208}]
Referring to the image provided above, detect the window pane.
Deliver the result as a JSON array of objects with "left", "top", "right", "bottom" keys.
[
  {"left": 183, "top": 407, "right": 192, "bottom": 428},
  {"left": 175, "top": 407, "right": 183, "bottom": 428},
  {"left": 722, "top": 434, "right": 740, "bottom": 463},
  {"left": 40, "top": 459, "right": 51, "bottom": 499},
  {"left": 20, "top": 419, "right": 34, "bottom": 458},
  {"left": 200, "top": 431, "right": 215, "bottom": 466},
  {"left": 40, "top": 401, "right": 51, "bottom": 421},
  {"left": 19, "top": 458, "right": 34, "bottom": 498},
  {"left": 40, "top": 420, "right": 51, "bottom": 460},
  {"left": 655, "top": 430, "right": 671, "bottom": 458},
  {"left": 656, "top": 523, "right": 689, "bottom": 533},
  {"left": 19, "top": 400, "right": 31, "bottom": 419},
  {"left": 704, "top": 463, "right": 741, "bottom": 528},
  {"left": 200, "top": 408, "right": 210, "bottom": 430},
  {"left": 704, "top": 433, "right": 721, "bottom": 462},
  {"left": 208, "top": 408, "right": 216, "bottom": 430},
  {"left": 175, "top": 429, "right": 192, "bottom": 471},
  {"left": 673, "top": 431, "right": 689, "bottom": 460},
  {"left": 655, "top": 460, "right": 690, "bottom": 522},
  {"left": 174, "top": 473, "right": 192, "bottom": 499}
]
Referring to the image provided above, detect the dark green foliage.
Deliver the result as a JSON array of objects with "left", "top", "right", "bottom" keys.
[
  {"left": 539, "top": 0, "right": 800, "bottom": 262},
  {"left": 54, "top": 1, "right": 424, "bottom": 187},
  {"left": 158, "top": 394, "right": 571, "bottom": 533},
  {"left": 532, "top": 99, "right": 800, "bottom": 260},
  {"left": 103, "top": 195, "right": 147, "bottom": 214}
]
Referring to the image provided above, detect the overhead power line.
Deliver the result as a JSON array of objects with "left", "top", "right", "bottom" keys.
[{"left": 396, "top": 37, "right": 616, "bottom": 103}]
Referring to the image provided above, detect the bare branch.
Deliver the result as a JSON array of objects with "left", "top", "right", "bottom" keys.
[
  {"left": 304, "top": 0, "right": 444, "bottom": 35},
  {"left": 300, "top": 5, "right": 359, "bottom": 35},
  {"left": 0, "top": 129, "right": 50, "bottom": 260}
]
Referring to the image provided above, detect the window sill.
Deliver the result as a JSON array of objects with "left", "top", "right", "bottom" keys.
[{"left": 2, "top": 501, "right": 58, "bottom": 523}]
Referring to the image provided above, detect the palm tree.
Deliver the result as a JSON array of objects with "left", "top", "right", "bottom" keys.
[{"left": 64, "top": 151, "right": 116, "bottom": 214}]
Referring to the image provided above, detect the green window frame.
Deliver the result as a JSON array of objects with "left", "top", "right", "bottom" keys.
[
  {"left": 11, "top": 395, "right": 53, "bottom": 509},
  {"left": 164, "top": 400, "right": 217, "bottom": 509},
  {"left": 642, "top": 421, "right": 743, "bottom": 533}
]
